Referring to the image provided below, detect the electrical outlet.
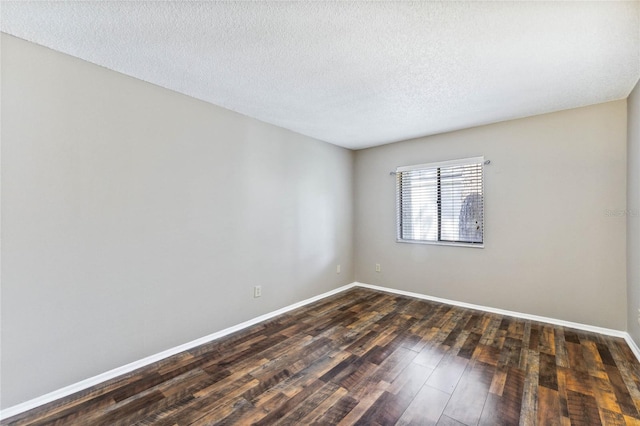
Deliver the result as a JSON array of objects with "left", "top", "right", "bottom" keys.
[
  {"left": 375, "top": 263, "right": 381, "bottom": 273},
  {"left": 254, "top": 286, "right": 262, "bottom": 298},
  {"left": 337, "top": 264, "right": 341, "bottom": 274},
  {"left": 637, "top": 308, "right": 640, "bottom": 326}
]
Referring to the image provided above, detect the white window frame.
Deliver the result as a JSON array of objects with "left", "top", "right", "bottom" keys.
[{"left": 396, "top": 156, "right": 485, "bottom": 248}]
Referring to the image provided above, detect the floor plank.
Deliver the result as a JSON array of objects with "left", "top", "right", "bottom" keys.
[{"left": 2, "top": 287, "right": 640, "bottom": 426}]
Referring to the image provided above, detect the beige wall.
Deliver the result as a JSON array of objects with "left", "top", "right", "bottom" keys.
[
  {"left": 354, "top": 101, "right": 628, "bottom": 330},
  {"left": 0, "top": 34, "right": 355, "bottom": 408},
  {"left": 628, "top": 80, "right": 640, "bottom": 346}
]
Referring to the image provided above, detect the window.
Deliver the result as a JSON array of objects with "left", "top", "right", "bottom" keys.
[{"left": 396, "top": 157, "right": 484, "bottom": 246}]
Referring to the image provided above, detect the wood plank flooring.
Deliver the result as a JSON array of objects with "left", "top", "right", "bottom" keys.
[{"left": 3, "top": 288, "right": 640, "bottom": 425}]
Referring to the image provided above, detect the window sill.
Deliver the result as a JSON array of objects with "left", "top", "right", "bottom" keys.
[{"left": 396, "top": 239, "right": 484, "bottom": 249}]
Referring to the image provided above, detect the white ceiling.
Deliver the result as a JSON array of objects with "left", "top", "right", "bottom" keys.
[{"left": 1, "top": 1, "right": 639, "bottom": 150}]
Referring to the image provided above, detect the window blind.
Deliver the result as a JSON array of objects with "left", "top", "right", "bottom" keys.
[{"left": 396, "top": 157, "right": 484, "bottom": 246}]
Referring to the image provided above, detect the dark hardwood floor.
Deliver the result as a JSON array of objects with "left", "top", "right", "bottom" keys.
[{"left": 3, "top": 288, "right": 640, "bottom": 425}]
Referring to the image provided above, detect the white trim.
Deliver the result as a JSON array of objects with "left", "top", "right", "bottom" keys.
[
  {"left": 624, "top": 333, "right": 640, "bottom": 362},
  {"left": 396, "top": 156, "right": 484, "bottom": 172},
  {"left": 354, "top": 282, "right": 631, "bottom": 339},
  {"left": 0, "top": 283, "right": 357, "bottom": 420},
  {"left": 3, "top": 281, "right": 639, "bottom": 420},
  {"left": 396, "top": 239, "right": 484, "bottom": 249}
]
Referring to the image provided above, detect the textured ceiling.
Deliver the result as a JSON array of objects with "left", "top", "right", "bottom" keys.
[{"left": 1, "top": 1, "right": 639, "bottom": 149}]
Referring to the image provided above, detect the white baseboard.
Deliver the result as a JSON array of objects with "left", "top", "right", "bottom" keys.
[
  {"left": 3, "top": 280, "right": 638, "bottom": 420},
  {"left": 624, "top": 333, "right": 640, "bottom": 362},
  {"left": 0, "top": 283, "right": 357, "bottom": 420},
  {"left": 355, "top": 282, "right": 640, "bottom": 364},
  {"left": 354, "top": 282, "right": 629, "bottom": 338}
]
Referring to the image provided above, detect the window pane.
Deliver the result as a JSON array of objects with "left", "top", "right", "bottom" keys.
[
  {"left": 400, "top": 169, "right": 437, "bottom": 241},
  {"left": 459, "top": 192, "right": 483, "bottom": 243},
  {"left": 440, "top": 164, "right": 483, "bottom": 243}
]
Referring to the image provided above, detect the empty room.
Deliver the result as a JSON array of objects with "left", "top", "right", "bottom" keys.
[{"left": 1, "top": 1, "right": 639, "bottom": 425}]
